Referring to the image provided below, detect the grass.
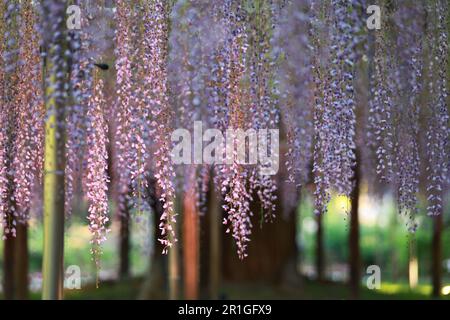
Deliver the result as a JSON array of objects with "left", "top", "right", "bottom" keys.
[
  {"left": 8, "top": 278, "right": 448, "bottom": 300},
  {"left": 221, "top": 280, "right": 449, "bottom": 300}
]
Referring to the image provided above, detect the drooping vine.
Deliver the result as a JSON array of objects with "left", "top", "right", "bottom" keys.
[
  {"left": 13, "top": 1, "right": 44, "bottom": 220},
  {"left": 1, "top": 1, "right": 21, "bottom": 237},
  {"left": 391, "top": 2, "right": 424, "bottom": 231},
  {"left": 275, "top": 0, "right": 314, "bottom": 213},
  {"left": 312, "top": 0, "right": 358, "bottom": 215},
  {"left": 83, "top": 70, "right": 110, "bottom": 273},
  {"left": 425, "top": 1, "right": 449, "bottom": 217},
  {"left": 147, "top": 0, "right": 177, "bottom": 253}
]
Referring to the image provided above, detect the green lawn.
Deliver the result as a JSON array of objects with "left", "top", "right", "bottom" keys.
[{"left": 10, "top": 278, "right": 448, "bottom": 300}]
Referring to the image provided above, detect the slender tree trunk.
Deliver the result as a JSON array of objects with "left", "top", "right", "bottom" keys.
[
  {"left": 431, "top": 213, "right": 443, "bottom": 298},
  {"left": 209, "top": 183, "right": 221, "bottom": 299},
  {"left": 389, "top": 206, "right": 398, "bottom": 282},
  {"left": 282, "top": 189, "right": 304, "bottom": 286},
  {"left": 183, "top": 179, "right": 199, "bottom": 300},
  {"left": 2, "top": 221, "right": 29, "bottom": 301},
  {"left": 315, "top": 213, "right": 325, "bottom": 282},
  {"left": 222, "top": 187, "right": 297, "bottom": 283},
  {"left": 3, "top": 235, "right": 15, "bottom": 300},
  {"left": 41, "top": 1, "right": 67, "bottom": 300},
  {"left": 42, "top": 87, "right": 66, "bottom": 299},
  {"left": 14, "top": 223, "right": 29, "bottom": 299},
  {"left": 349, "top": 152, "right": 361, "bottom": 299},
  {"left": 119, "top": 208, "right": 130, "bottom": 280},
  {"left": 110, "top": 118, "right": 130, "bottom": 280},
  {"left": 168, "top": 194, "right": 181, "bottom": 300},
  {"left": 408, "top": 235, "right": 418, "bottom": 289},
  {"left": 2, "top": 148, "right": 18, "bottom": 300},
  {"left": 295, "top": 189, "right": 302, "bottom": 278},
  {"left": 138, "top": 178, "right": 165, "bottom": 300}
]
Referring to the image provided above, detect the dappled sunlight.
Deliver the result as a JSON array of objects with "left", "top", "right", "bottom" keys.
[{"left": 378, "top": 283, "right": 432, "bottom": 296}]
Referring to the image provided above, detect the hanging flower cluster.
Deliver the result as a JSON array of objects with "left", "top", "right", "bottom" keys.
[
  {"left": 368, "top": 1, "right": 450, "bottom": 230},
  {"left": 84, "top": 71, "right": 110, "bottom": 268},
  {"left": 0, "top": 50, "right": 5, "bottom": 237},
  {"left": 114, "top": 0, "right": 176, "bottom": 253},
  {"left": 393, "top": 4, "right": 423, "bottom": 231},
  {"left": 246, "top": 1, "right": 278, "bottom": 223},
  {"left": 61, "top": 2, "right": 115, "bottom": 268},
  {"left": 129, "top": 2, "right": 152, "bottom": 216},
  {"left": 368, "top": 24, "right": 395, "bottom": 183},
  {"left": 65, "top": 1, "right": 94, "bottom": 216},
  {"left": 169, "top": 1, "right": 212, "bottom": 214},
  {"left": 169, "top": 3, "right": 199, "bottom": 174},
  {"left": 113, "top": 0, "right": 134, "bottom": 215},
  {"left": 425, "top": 1, "right": 449, "bottom": 217},
  {"left": 146, "top": 1, "right": 177, "bottom": 254},
  {"left": 368, "top": 2, "right": 425, "bottom": 231},
  {"left": 13, "top": 0, "right": 44, "bottom": 220},
  {"left": 0, "top": 1, "right": 20, "bottom": 238},
  {"left": 276, "top": 0, "right": 313, "bottom": 187},
  {"left": 274, "top": 0, "right": 313, "bottom": 214},
  {"left": 310, "top": 0, "right": 332, "bottom": 217},
  {"left": 168, "top": 1, "right": 281, "bottom": 258},
  {"left": 0, "top": 3, "right": 10, "bottom": 237},
  {"left": 219, "top": 2, "right": 261, "bottom": 259},
  {"left": 312, "top": 0, "right": 358, "bottom": 215}
]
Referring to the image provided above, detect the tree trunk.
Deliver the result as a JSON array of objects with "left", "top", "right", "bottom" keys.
[
  {"left": 168, "top": 195, "right": 181, "bottom": 300},
  {"left": 183, "top": 180, "right": 199, "bottom": 299},
  {"left": 408, "top": 235, "right": 418, "bottom": 290},
  {"left": 14, "top": 223, "right": 29, "bottom": 299},
  {"left": 222, "top": 188, "right": 297, "bottom": 283},
  {"left": 315, "top": 213, "right": 325, "bottom": 282},
  {"left": 431, "top": 213, "right": 443, "bottom": 298},
  {"left": 138, "top": 178, "right": 166, "bottom": 300},
  {"left": 349, "top": 152, "right": 361, "bottom": 299},
  {"left": 41, "top": 1, "right": 67, "bottom": 300},
  {"left": 119, "top": 208, "right": 130, "bottom": 280},
  {"left": 3, "top": 235, "right": 15, "bottom": 300},
  {"left": 42, "top": 79, "right": 66, "bottom": 299},
  {"left": 208, "top": 183, "right": 221, "bottom": 299}
]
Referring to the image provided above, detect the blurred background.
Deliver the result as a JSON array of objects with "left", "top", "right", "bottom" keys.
[{"left": 1, "top": 188, "right": 448, "bottom": 300}]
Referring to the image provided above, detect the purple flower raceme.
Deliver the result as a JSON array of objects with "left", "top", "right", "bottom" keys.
[
  {"left": 114, "top": 0, "right": 134, "bottom": 215},
  {"left": 425, "top": 1, "right": 449, "bottom": 217},
  {"left": 65, "top": 2, "right": 92, "bottom": 217},
  {"left": 312, "top": 0, "right": 358, "bottom": 216},
  {"left": 247, "top": 1, "right": 279, "bottom": 223},
  {"left": 113, "top": 0, "right": 177, "bottom": 254},
  {"left": 169, "top": 0, "right": 209, "bottom": 214},
  {"left": 0, "top": 82, "right": 7, "bottom": 238},
  {"left": 274, "top": 0, "right": 313, "bottom": 214},
  {"left": 13, "top": 1, "right": 44, "bottom": 221},
  {"left": 1, "top": 1, "right": 23, "bottom": 238},
  {"left": 367, "top": 1, "right": 448, "bottom": 229},
  {"left": 222, "top": 1, "right": 255, "bottom": 259},
  {"left": 390, "top": 3, "right": 423, "bottom": 231},
  {"left": 83, "top": 73, "right": 110, "bottom": 271},
  {"left": 368, "top": 28, "right": 395, "bottom": 184},
  {"left": 146, "top": 0, "right": 177, "bottom": 254}
]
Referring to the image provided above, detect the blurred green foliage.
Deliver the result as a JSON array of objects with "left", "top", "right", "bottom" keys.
[
  {"left": 0, "top": 192, "right": 448, "bottom": 298},
  {"left": 299, "top": 190, "right": 450, "bottom": 285}
]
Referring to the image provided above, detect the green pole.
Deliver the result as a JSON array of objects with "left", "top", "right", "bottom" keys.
[
  {"left": 42, "top": 1, "right": 67, "bottom": 300},
  {"left": 42, "top": 69, "right": 66, "bottom": 300}
]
